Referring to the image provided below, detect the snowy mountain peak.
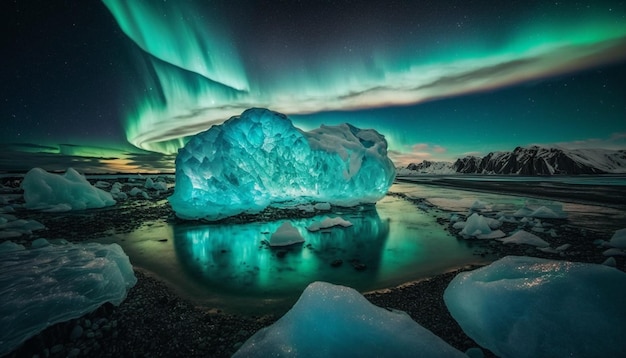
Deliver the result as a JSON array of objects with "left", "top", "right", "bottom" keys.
[{"left": 399, "top": 146, "right": 626, "bottom": 175}]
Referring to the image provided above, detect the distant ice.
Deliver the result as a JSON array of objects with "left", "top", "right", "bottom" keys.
[
  {"left": 0, "top": 241, "right": 136, "bottom": 356},
  {"left": 234, "top": 281, "right": 465, "bottom": 357},
  {"left": 499, "top": 230, "right": 549, "bottom": 247},
  {"left": 269, "top": 222, "right": 305, "bottom": 247},
  {"left": 444, "top": 256, "right": 626, "bottom": 358},
  {"left": 22, "top": 168, "right": 116, "bottom": 210}
]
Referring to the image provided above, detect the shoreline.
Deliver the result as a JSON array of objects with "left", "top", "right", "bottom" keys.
[{"left": 3, "top": 177, "right": 625, "bottom": 357}]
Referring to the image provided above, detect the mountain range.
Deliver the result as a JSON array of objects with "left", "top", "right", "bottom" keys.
[{"left": 398, "top": 146, "right": 626, "bottom": 175}]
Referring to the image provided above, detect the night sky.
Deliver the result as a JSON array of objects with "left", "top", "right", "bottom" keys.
[{"left": 2, "top": 1, "right": 625, "bottom": 172}]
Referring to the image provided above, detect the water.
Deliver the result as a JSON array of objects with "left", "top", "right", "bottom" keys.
[
  {"left": 391, "top": 182, "right": 626, "bottom": 232},
  {"left": 97, "top": 194, "right": 490, "bottom": 314}
]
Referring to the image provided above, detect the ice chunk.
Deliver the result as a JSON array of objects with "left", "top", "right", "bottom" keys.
[
  {"left": 461, "top": 213, "right": 492, "bottom": 237},
  {"left": 313, "top": 202, "right": 331, "bottom": 211},
  {"left": 609, "top": 228, "right": 626, "bottom": 249},
  {"left": 499, "top": 230, "right": 549, "bottom": 247},
  {"left": 445, "top": 256, "right": 626, "bottom": 358},
  {"left": 169, "top": 108, "right": 396, "bottom": 220},
  {"left": 470, "top": 200, "right": 488, "bottom": 210},
  {"left": 94, "top": 181, "right": 111, "bottom": 189},
  {"left": 22, "top": 168, "right": 116, "bottom": 210},
  {"left": 234, "top": 281, "right": 465, "bottom": 358},
  {"left": 0, "top": 242, "right": 136, "bottom": 356},
  {"left": 145, "top": 178, "right": 168, "bottom": 191},
  {"left": 602, "top": 257, "right": 617, "bottom": 267},
  {"left": 269, "top": 222, "right": 305, "bottom": 247},
  {"left": 0, "top": 241, "right": 25, "bottom": 253},
  {"left": 513, "top": 207, "right": 534, "bottom": 217},
  {"left": 602, "top": 248, "right": 626, "bottom": 256},
  {"left": 530, "top": 206, "right": 562, "bottom": 218},
  {"left": 307, "top": 217, "right": 353, "bottom": 232},
  {"left": 555, "top": 243, "right": 571, "bottom": 251}
]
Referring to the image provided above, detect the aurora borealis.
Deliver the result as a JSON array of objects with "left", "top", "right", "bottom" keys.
[{"left": 2, "top": 1, "right": 626, "bottom": 172}]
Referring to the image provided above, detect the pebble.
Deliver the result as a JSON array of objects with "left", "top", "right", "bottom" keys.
[
  {"left": 70, "top": 325, "right": 83, "bottom": 341},
  {"left": 67, "top": 348, "right": 80, "bottom": 358},
  {"left": 50, "top": 344, "right": 63, "bottom": 354}
]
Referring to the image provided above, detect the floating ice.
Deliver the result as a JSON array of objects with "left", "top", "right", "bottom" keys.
[
  {"left": 0, "top": 241, "right": 136, "bottom": 356},
  {"left": 306, "top": 217, "right": 353, "bottom": 232},
  {"left": 609, "top": 228, "right": 626, "bottom": 249},
  {"left": 22, "top": 168, "right": 116, "bottom": 210},
  {"left": 499, "top": 230, "right": 549, "bottom": 247},
  {"left": 444, "top": 256, "right": 626, "bottom": 358},
  {"left": 169, "top": 108, "right": 396, "bottom": 220},
  {"left": 234, "top": 281, "right": 465, "bottom": 357},
  {"left": 269, "top": 222, "right": 305, "bottom": 247}
]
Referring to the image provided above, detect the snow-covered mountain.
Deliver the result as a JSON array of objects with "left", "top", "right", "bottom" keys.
[
  {"left": 396, "top": 160, "right": 455, "bottom": 175},
  {"left": 399, "top": 146, "right": 626, "bottom": 175},
  {"left": 454, "top": 146, "right": 626, "bottom": 175}
]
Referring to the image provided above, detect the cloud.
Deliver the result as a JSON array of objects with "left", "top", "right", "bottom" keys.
[
  {"left": 0, "top": 144, "right": 175, "bottom": 174},
  {"left": 388, "top": 143, "right": 451, "bottom": 166}
]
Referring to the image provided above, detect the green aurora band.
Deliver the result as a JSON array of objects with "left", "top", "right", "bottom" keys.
[{"left": 103, "top": 0, "right": 626, "bottom": 154}]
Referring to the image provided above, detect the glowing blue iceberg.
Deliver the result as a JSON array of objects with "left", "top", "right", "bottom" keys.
[
  {"left": 233, "top": 281, "right": 465, "bottom": 357},
  {"left": 444, "top": 256, "right": 626, "bottom": 358},
  {"left": 169, "top": 108, "right": 396, "bottom": 220}
]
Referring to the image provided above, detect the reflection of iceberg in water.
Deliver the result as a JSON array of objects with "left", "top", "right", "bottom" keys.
[{"left": 173, "top": 205, "right": 389, "bottom": 296}]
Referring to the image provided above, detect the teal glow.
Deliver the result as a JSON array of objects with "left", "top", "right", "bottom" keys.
[
  {"left": 102, "top": 1, "right": 626, "bottom": 155},
  {"left": 99, "top": 194, "right": 489, "bottom": 313}
]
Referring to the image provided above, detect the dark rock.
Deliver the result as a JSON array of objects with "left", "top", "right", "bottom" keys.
[
  {"left": 330, "top": 259, "right": 343, "bottom": 267},
  {"left": 69, "top": 325, "right": 83, "bottom": 341}
]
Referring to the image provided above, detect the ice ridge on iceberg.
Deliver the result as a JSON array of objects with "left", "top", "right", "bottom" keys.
[{"left": 169, "top": 108, "right": 396, "bottom": 220}]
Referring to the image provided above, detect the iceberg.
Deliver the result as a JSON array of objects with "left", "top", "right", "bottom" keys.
[
  {"left": 0, "top": 241, "right": 136, "bottom": 355},
  {"left": 22, "top": 168, "right": 116, "bottom": 210},
  {"left": 169, "top": 108, "right": 396, "bottom": 220},
  {"left": 444, "top": 256, "right": 626, "bottom": 358},
  {"left": 234, "top": 281, "right": 465, "bottom": 357}
]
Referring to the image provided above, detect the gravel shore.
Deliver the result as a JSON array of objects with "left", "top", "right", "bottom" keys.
[{"left": 3, "top": 177, "right": 624, "bottom": 357}]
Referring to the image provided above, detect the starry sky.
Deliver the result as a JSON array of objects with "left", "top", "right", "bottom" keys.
[{"left": 2, "top": 0, "right": 625, "bottom": 172}]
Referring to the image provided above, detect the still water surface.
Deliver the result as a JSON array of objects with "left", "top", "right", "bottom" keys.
[{"left": 97, "top": 192, "right": 490, "bottom": 314}]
